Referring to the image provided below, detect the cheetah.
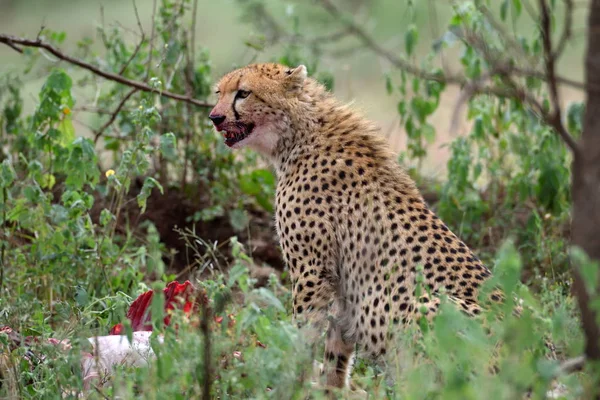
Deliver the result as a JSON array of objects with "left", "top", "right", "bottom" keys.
[{"left": 209, "top": 63, "right": 499, "bottom": 389}]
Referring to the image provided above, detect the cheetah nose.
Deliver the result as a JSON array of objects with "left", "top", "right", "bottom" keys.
[{"left": 209, "top": 114, "right": 226, "bottom": 126}]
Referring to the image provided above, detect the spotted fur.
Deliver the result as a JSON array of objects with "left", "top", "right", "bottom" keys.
[{"left": 211, "top": 63, "right": 500, "bottom": 389}]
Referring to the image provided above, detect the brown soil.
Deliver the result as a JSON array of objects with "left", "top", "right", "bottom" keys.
[{"left": 89, "top": 178, "right": 284, "bottom": 278}]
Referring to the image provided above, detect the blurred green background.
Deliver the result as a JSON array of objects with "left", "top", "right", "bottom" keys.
[{"left": 0, "top": 0, "right": 588, "bottom": 175}]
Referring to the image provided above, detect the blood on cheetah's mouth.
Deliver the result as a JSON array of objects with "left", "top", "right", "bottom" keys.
[{"left": 222, "top": 122, "right": 255, "bottom": 147}]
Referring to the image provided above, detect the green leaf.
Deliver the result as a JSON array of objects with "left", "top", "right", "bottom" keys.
[
  {"left": 473, "top": 117, "right": 484, "bottom": 139},
  {"left": 74, "top": 285, "right": 89, "bottom": 307},
  {"left": 566, "top": 102, "right": 585, "bottom": 135},
  {"left": 40, "top": 173, "right": 56, "bottom": 189},
  {"left": 229, "top": 208, "right": 249, "bottom": 232},
  {"left": 422, "top": 123, "right": 436, "bottom": 144},
  {"left": 137, "top": 177, "right": 164, "bottom": 213},
  {"left": 159, "top": 132, "right": 177, "bottom": 160},
  {"left": 500, "top": 0, "right": 509, "bottom": 21},
  {"left": 44, "top": 69, "right": 72, "bottom": 94},
  {"left": 317, "top": 71, "right": 335, "bottom": 91},
  {"left": 385, "top": 74, "right": 393, "bottom": 95},
  {"left": 405, "top": 24, "right": 418, "bottom": 56},
  {"left": 512, "top": 0, "right": 522, "bottom": 18},
  {"left": 570, "top": 247, "right": 599, "bottom": 294},
  {"left": 58, "top": 117, "right": 75, "bottom": 146},
  {"left": 99, "top": 208, "right": 115, "bottom": 227},
  {"left": 397, "top": 100, "right": 406, "bottom": 118},
  {"left": 253, "top": 288, "right": 286, "bottom": 312},
  {"left": 0, "top": 159, "right": 16, "bottom": 187}
]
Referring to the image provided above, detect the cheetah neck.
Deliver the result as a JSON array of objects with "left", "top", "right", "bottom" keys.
[{"left": 271, "top": 81, "right": 392, "bottom": 178}]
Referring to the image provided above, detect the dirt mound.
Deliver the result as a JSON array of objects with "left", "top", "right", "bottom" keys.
[{"left": 89, "top": 178, "right": 284, "bottom": 278}]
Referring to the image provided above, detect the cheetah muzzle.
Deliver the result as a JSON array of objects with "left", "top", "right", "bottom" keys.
[{"left": 216, "top": 121, "right": 255, "bottom": 147}]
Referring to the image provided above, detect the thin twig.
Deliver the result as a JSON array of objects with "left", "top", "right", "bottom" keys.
[
  {"left": 4, "top": 41, "right": 23, "bottom": 53},
  {"left": 146, "top": 0, "right": 158, "bottom": 82},
  {"left": 117, "top": 0, "right": 146, "bottom": 76},
  {"left": 93, "top": 88, "right": 138, "bottom": 143},
  {"left": 132, "top": 0, "right": 145, "bottom": 37},
  {"left": 118, "top": 37, "right": 145, "bottom": 76},
  {"left": 0, "top": 34, "right": 213, "bottom": 108},
  {"left": 539, "top": 0, "right": 580, "bottom": 154},
  {"left": 316, "top": 0, "right": 465, "bottom": 84},
  {"left": 553, "top": 0, "right": 574, "bottom": 61},
  {"left": 93, "top": 384, "right": 110, "bottom": 400}
]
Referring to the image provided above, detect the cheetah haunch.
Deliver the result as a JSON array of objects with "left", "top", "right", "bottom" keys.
[{"left": 210, "top": 63, "right": 495, "bottom": 389}]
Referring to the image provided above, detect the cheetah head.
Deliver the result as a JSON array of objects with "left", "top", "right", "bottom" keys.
[{"left": 209, "top": 63, "right": 308, "bottom": 155}]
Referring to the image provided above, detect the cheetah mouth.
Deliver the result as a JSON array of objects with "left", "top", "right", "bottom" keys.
[{"left": 221, "top": 122, "right": 255, "bottom": 147}]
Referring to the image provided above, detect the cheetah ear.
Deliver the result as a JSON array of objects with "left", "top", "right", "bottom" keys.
[{"left": 284, "top": 65, "right": 307, "bottom": 93}]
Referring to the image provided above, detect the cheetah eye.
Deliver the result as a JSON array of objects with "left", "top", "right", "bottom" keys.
[{"left": 236, "top": 89, "right": 251, "bottom": 99}]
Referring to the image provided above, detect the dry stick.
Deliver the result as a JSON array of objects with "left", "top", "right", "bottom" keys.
[
  {"left": 0, "top": 34, "right": 213, "bottom": 109},
  {"left": 539, "top": 0, "right": 580, "bottom": 155}
]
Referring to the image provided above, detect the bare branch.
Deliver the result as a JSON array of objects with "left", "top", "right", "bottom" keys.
[
  {"left": 553, "top": 0, "right": 574, "bottom": 60},
  {"left": 0, "top": 34, "right": 213, "bottom": 108},
  {"left": 93, "top": 88, "right": 138, "bottom": 143},
  {"left": 539, "top": 0, "right": 580, "bottom": 154}
]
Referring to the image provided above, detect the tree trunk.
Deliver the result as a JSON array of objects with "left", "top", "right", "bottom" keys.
[{"left": 572, "top": 0, "right": 600, "bottom": 364}]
